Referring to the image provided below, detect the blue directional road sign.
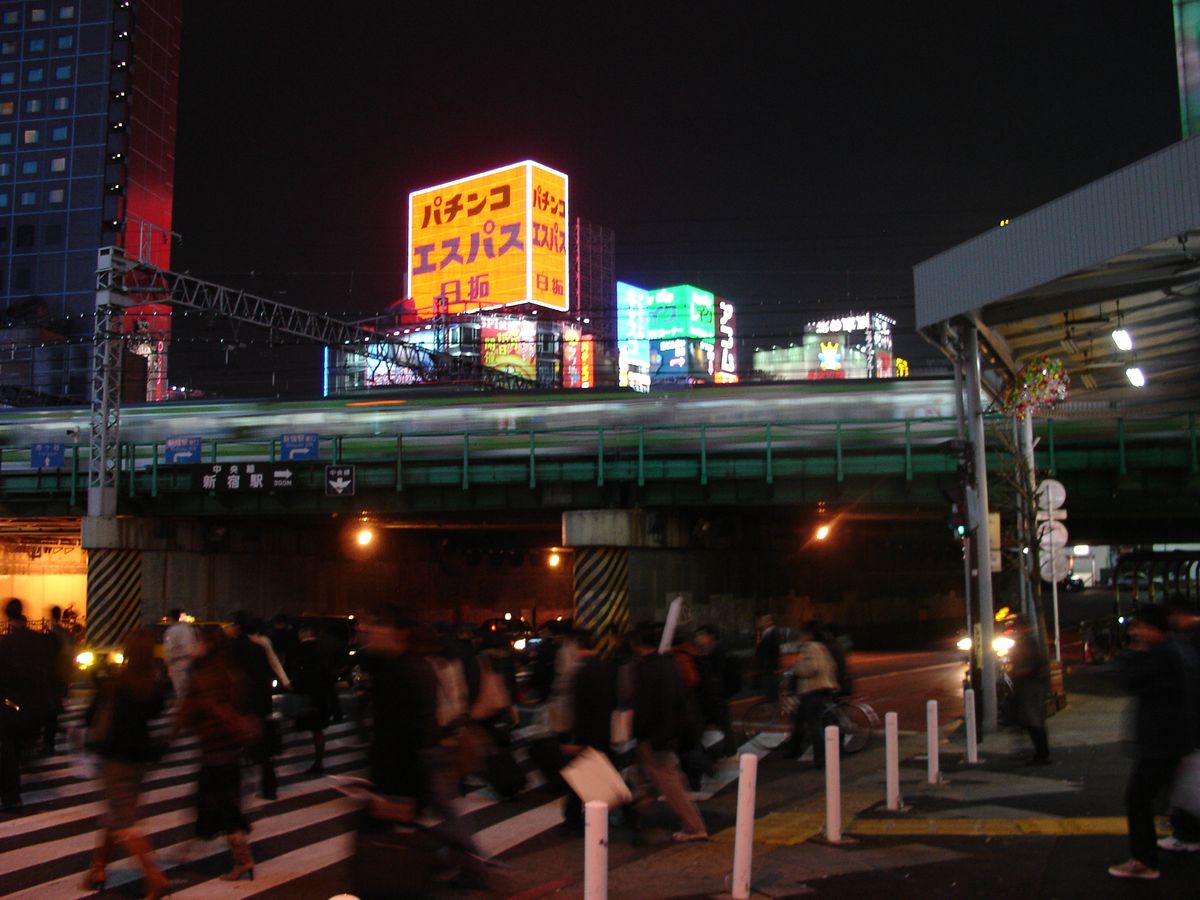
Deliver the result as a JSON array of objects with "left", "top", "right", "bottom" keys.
[
  {"left": 32, "top": 442, "right": 65, "bottom": 469},
  {"left": 281, "top": 432, "right": 320, "bottom": 461},
  {"left": 165, "top": 436, "right": 202, "bottom": 464}
]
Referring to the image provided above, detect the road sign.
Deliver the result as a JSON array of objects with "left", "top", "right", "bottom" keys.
[
  {"left": 280, "top": 432, "right": 320, "bottom": 461},
  {"left": 988, "top": 511, "right": 1002, "bottom": 573},
  {"left": 1035, "top": 478, "right": 1066, "bottom": 511},
  {"left": 1040, "top": 552, "right": 1070, "bottom": 582},
  {"left": 1038, "top": 521, "right": 1069, "bottom": 553},
  {"left": 195, "top": 463, "right": 296, "bottom": 492},
  {"left": 325, "top": 464, "right": 355, "bottom": 497},
  {"left": 32, "top": 442, "right": 65, "bottom": 469},
  {"left": 165, "top": 436, "right": 202, "bottom": 464}
]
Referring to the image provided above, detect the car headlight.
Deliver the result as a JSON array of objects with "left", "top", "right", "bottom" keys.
[
  {"left": 111, "top": 652, "right": 125, "bottom": 666},
  {"left": 992, "top": 636, "right": 1015, "bottom": 657},
  {"left": 956, "top": 637, "right": 973, "bottom": 652},
  {"left": 513, "top": 638, "right": 527, "bottom": 651},
  {"left": 76, "top": 651, "right": 95, "bottom": 668}
]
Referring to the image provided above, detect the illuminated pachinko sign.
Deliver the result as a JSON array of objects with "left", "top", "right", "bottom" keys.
[
  {"left": 408, "top": 161, "right": 568, "bottom": 320},
  {"left": 804, "top": 311, "right": 895, "bottom": 379},
  {"left": 715, "top": 298, "right": 738, "bottom": 383},
  {"left": 481, "top": 315, "right": 537, "bottom": 381},
  {"left": 562, "top": 324, "right": 595, "bottom": 389},
  {"left": 618, "top": 281, "right": 727, "bottom": 389}
]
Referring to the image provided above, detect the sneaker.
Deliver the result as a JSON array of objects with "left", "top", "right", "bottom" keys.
[
  {"left": 1107, "top": 859, "right": 1160, "bottom": 880},
  {"left": 1158, "top": 835, "right": 1200, "bottom": 852}
]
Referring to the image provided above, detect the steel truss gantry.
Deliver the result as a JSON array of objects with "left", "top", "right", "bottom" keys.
[{"left": 88, "top": 247, "right": 531, "bottom": 516}]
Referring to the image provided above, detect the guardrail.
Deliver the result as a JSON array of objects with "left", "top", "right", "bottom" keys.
[{"left": 0, "top": 412, "right": 1195, "bottom": 504}]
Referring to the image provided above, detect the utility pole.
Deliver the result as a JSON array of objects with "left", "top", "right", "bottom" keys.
[{"left": 964, "top": 325, "right": 997, "bottom": 734}]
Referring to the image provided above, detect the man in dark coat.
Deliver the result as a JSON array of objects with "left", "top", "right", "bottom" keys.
[
  {"left": 695, "top": 624, "right": 739, "bottom": 757},
  {"left": 1007, "top": 616, "right": 1050, "bottom": 763},
  {"left": 629, "top": 622, "right": 706, "bottom": 841},
  {"left": 229, "top": 613, "right": 279, "bottom": 799},
  {"left": 43, "top": 604, "right": 75, "bottom": 754},
  {"left": 0, "top": 598, "right": 55, "bottom": 811},
  {"left": 1108, "top": 604, "right": 1200, "bottom": 880},
  {"left": 1159, "top": 600, "right": 1200, "bottom": 853},
  {"left": 755, "top": 614, "right": 781, "bottom": 701}
]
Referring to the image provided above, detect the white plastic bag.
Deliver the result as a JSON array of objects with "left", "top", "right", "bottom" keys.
[
  {"left": 1170, "top": 750, "right": 1200, "bottom": 818},
  {"left": 561, "top": 746, "right": 632, "bottom": 807}
]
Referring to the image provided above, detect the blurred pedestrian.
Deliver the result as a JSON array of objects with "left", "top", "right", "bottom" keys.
[
  {"left": 1160, "top": 600, "right": 1200, "bottom": 854},
  {"left": 783, "top": 621, "right": 838, "bottom": 767},
  {"left": 229, "top": 613, "right": 280, "bottom": 800},
  {"left": 0, "top": 598, "right": 54, "bottom": 812},
  {"left": 81, "top": 628, "right": 169, "bottom": 898},
  {"left": 42, "top": 604, "right": 75, "bottom": 755},
  {"left": 174, "top": 626, "right": 259, "bottom": 881},
  {"left": 562, "top": 630, "right": 620, "bottom": 831},
  {"left": 695, "top": 624, "right": 740, "bottom": 757},
  {"left": 268, "top": 613, "right": 298, "bottom": 675},
  {"left": 292, "top": 622, "right": 338, "bottom": 774},
  {"left": 1108, "top": 604, "right": 1200, "bottom": 880},
  {"left": 755, "top": 614, "right": 781, "bottom": 700},
  {"left": 162, "top": 608, "right": 198, "bottom": 702},
  {"left": 1008, "top": 615, "right": 1051, "bottom": 764},
  {"left": 628, "top": 622, "right": 707, "bottom": 842}
]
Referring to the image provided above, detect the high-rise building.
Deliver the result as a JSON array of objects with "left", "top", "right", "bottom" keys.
[{"left": 0, "top": 0, "right": 181, "bottom": 403}]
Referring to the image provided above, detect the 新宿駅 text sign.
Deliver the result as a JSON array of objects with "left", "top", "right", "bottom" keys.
[{"left": 408, "top": 161, "right": 569, "bottom": 320}]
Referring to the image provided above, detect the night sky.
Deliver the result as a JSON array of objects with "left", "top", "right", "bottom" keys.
[{"left": 168, "top": 2, "right": 1182, "bottom": 396}]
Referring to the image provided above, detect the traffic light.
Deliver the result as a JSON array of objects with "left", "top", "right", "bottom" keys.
[{"left": 944, "top": 486, "right": 969, "bottom": 541}]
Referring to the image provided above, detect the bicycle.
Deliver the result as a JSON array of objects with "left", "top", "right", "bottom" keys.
[{"left": 739, "top": 676, "right": 879, "bottom": 754}]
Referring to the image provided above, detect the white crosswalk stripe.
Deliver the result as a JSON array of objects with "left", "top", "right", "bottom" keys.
[{"left": 2, "top": 696, "right": 756, "bottom": 897}]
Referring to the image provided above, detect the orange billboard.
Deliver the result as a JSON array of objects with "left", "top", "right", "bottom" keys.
[{"left": 408, "top": 161, "right": 568, "bottom": 320}]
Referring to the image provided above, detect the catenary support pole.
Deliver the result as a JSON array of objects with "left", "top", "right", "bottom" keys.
[
  {"left": 964, "top": 325, "right": 997, "bottom": 734},
  {"left": 926, "top": 699, "right": 940, "bottom": 784},
  {"left": 731, "top": 753, "right": 758, "bottom": 900},
  {"left": 964, "top": 688, "right": 979, "bottom": 764},
  {"left": 885, "top": 712, "right": 901, "bottom": 811},
  {"left": 584, "top": 800, "right": 608, "bottom": 900},
  {"left": 825, "top": 725, "right": 841, "bottom": 842}
]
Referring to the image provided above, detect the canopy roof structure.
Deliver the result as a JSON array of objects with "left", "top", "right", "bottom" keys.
[{"left": 914, "top": 137, "right": 1200, "bottom": 414}]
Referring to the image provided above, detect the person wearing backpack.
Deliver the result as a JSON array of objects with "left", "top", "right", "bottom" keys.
[{"left": 81, "top": 628, "right": 169, "bottom": 898}]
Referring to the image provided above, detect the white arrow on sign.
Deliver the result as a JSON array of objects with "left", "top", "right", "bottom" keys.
[
  {"left": 42, "top": 456, "right": 52, "bottom": 467},
  {"left": 274, "top": 469, "right": 292, "bottom": 479},
  {"left": 328, "top": 477, "right": 352, "bottom": 494},
  {"left": 173, "top": 450, "right": 196, "bottom": 462}
]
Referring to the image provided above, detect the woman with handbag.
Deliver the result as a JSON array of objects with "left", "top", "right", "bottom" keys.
[
  {"left": 80, "top": 628, "right": 169, "bottom": 899},
  {"left": 175, "top": 625, "right": 259, "bottom": 881}
]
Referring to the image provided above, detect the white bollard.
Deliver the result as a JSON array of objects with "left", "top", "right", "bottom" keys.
[
  {"left": 926, "top": 699, "right": 939, "bottom": 784},
  {"left": 824, "top": 724, "right": 841, "bottom": 842},
  {"left": 584, "top": 800, "right": 608, "bottom": 900},
  {"left": 964, "top": 688, "right": 979, "bottom": 764},
  {"left": 885, "top": 712, "right": 901, "bottom": 811},
  {"left": 731, "top": 753, "right": 758, "bottom": 900}
]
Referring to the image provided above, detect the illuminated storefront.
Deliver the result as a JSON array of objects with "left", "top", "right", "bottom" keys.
[
  {"left": 617, "top": 281, "right": 736, "bottom": 390},
  {"left": 751, "top": 311, "right": 903, "bottom": 381}
]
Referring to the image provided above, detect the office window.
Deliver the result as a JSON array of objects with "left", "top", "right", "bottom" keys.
[
  {"left": 45, "top": 222, "right": 62, "bottom": 242},
  {"left": 53, "top": 64, "right": 70, "bottom": 80},
  {"left": 0, "top": 101, "right": 11, "bottom": 116},
  {"left": 13, "top": 267, "right": 30, "bottom": 290},
  {"left": 55, "top": 35, "right": 72, "bottom": 50},
  {"left": 29, "top": 38, "right": 45, "bottom": 53},
  {"left": 50, "top": 125, "right": 65, "bottom": 140},
  {"left": 2, "top": 12, "right": 16, "bottom": 25},
  {"left": 31, "top": 9, "right": 47, "bottom": 23},
  {"left": 0, "top": 226, "right": 6, "bottom": 244},
  {"left": 28, "top": 68, "right": 43, "bottom": 84},
  {"left": 47, "top": 188, "right": 63, "bottom": 204},
  {"left": 0, "top": 72, "right": 14, "bottom": 86},
  {"left": 25, "top": 98, "right": 41, "bottom": 113},
  {"left": 49, "top": 156, "right": 64, "bottom": 172},
  {"left": 1, "top": 41, "right": 15, "bottom": 56},
  {"left": 0, "top": 162, "right": 9, "bottom": 175},
  {"left": 52, "top": 95, "right": 68, "bottom": 111},
  {"left": 58, "top": 5, "right": 75, "bottom": 20},
  {"left": 19, "top": 190, "right": 36, "bottom": 206},
  {"left": 0, "top": 131, "right": 10, "bottom": 146},
  {"left": 0, "top": 193, "right": 7, "bottom": 208},
  {"left": 20, "top": 160, "right": 36, "bottom": 174},
  {"left": 15, "top": 224, "right": 32, "bottom": 246},
  {"left": 22, "top": 128, "right": 39, "bottom": 144}
]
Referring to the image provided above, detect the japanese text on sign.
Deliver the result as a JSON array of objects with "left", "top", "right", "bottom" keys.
[{"left": 408, "top": 161, "right": 569, "bottom": 320}]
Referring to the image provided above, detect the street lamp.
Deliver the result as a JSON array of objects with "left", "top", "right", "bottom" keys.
[{"left": 814, "top": 524, "right": 831, "bottom": 541}]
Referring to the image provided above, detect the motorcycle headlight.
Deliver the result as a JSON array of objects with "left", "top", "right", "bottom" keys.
[
  {"left": 76, "top": 651, "right": 95, "bottom": 668},
  {"left": 956, "top": 637, "right": 973, "bottom": 652},
  {"left": 992, "top": 636, "right": 1015, "bottom": 657}
]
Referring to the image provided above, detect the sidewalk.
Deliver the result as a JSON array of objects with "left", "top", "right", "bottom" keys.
[{"left": 587, "top": 662, "right": 1200, "bottom": 899}]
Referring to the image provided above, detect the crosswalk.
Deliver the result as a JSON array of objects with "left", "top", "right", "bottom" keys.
[{"left": 1, "top": 695, "right": 778, "bottom": 898}]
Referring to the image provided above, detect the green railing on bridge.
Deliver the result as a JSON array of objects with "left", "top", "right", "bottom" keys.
[{"left": 0, "top": 412, "right": 1196, "bottom": 508}]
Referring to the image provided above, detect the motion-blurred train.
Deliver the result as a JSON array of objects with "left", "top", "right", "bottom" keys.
[{"left": 0, "top": 378, "right": 960, "bottom": 448}]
